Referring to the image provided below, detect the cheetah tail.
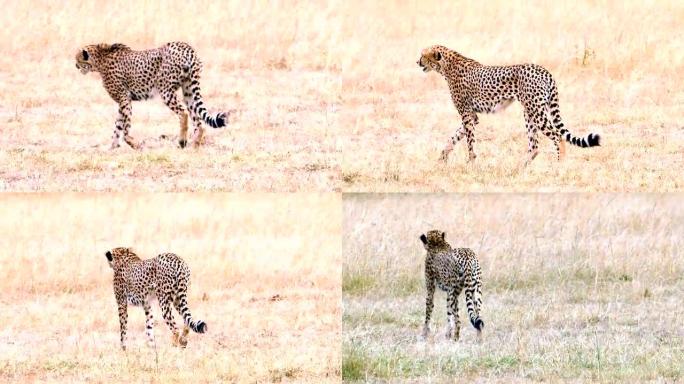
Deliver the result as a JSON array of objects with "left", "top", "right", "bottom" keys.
[
  {"left": 548, "top": 84, "right": 601, "bottom": 148},
  {"left": 467, "top": 300, "right": 484, "bottom": 331},
  {"left": 470, "top": 317, "right": 484, "bottom": 331},
  {"left": 189, "top": 320, "right": 208, "bottom": 334},
  {"left": 199, "top": 110, "right": 228, "bottom": 129},
  {"left": 561, "top": 130, "right": 601, "bottom": 148},
  {"left": 177, "top": 293, "right": 208, "bottom": 333},
  {"left": 184, "top": 76, "right": 228, "bottom": 129},
  {"left": 467, "top": 266, "right": 484, "bottom": 332}
]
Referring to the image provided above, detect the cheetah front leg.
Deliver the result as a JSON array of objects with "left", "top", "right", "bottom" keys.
[
  {"left": 463, "top": 122, "right": 477, "bottom": 162},
  {"left": 112, "top": 97, "right": 140, "bottom": 150},
  {"left": 143, "top": 300, "right": 155, "bottom": 347},
  {"left": 115, "top": 292, "right": 128, "bottom": 350},
  {"left": 442, "top": 111, "right": 477, "bottom": 162},
  {"left": 440, "top": 126, "right": 465, "bottom": 162},
  {"left": 422, "top": 277, "right": 435, "bottom": 339}
]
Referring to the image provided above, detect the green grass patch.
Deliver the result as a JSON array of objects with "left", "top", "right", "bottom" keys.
[
  {"left": 342, "top": 272, "right": 375, "bottom": 295},
  {"left": 343, "top": 342, "right": 524, "bottom": 381},
  {"left": 343, "top": 310, "right": 400, "bottom": 328},
  {"left": 390, "top": 273, "right": 423, "bottom": 297},
  {"left": 136, "top": 152, "right": 172, "bottom": 165},
  {"left": 342, "top": 344, "right": 368, "bottom": 381},
  {"left": 68, "top": 158, "right": 103, "bottom": 172}
]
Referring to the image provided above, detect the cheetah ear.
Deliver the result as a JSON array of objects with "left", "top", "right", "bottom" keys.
[
  {"left": 433, "top": 51, "right": 442, "bottom": 61},
  {"left": 110, "top": 43, "right": 128, "bottom": 51},
  {"left": 82, "top": 50, "right": 89, "bottom": 61},
  {"left": 441, "top": 231, "right": 446, "bottom": 241},
  {"left": 105, "top": 250, "right": 113, "bottom": 262},
  {"left": 420, "top": 234, "right": 427, "bottom": 244}
]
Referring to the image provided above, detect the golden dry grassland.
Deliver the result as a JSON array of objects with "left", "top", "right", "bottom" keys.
[
  {"left": 0, "top": 193, "right": 341, "bottom": 383},
  {"left": 339, "top": 1, "right": 684, "bottom": 192},
  {"left": 343, "top": 194, "right": 684, "bottom": 382},
  {"left": 0, "top": 1, "right": 341, "bottom": 192},
  {"left": 1, "top": 1, "right": 681, "bottom": 192}
]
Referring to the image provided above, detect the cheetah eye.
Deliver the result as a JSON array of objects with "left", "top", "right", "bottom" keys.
[{"left": 82, "top": 50, "right": 89, "bottom": 61}]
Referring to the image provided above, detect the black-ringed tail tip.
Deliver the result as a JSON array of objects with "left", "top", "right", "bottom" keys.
[
  {"left": 203, "top": 111, "right": 228, "bottom": 128},
  {"left": 471, "top": 318, "right": 484, "bottom": 331},
  {"left": 191, "top": 320, "right": 208, "bottom": 333},
  {"left": 562, "top": 132, "right": 601, "bottom": 148}
]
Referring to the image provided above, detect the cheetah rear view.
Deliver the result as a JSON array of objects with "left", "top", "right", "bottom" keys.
[
  {"left": 419, "top": 229, "right": 483, "bottom": 341},
  {"left": 104, "top": 247, "right": 207, "bottom": 350},
  {"left": 76, "top": 42, "right": 228, "bottom": 149}
]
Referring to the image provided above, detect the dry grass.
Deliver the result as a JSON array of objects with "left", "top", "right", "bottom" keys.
[
  {"left": 343, "top": 194, "right": 684, "bottom": 382},
  {"left": 339, "top": 1, "right": 684, "bottom": 192},
  {"left": 2, "top": 1, "right": 681, "bottom": 192},
  {"left": 0, "top": 194, "right": 341, "bottom": 383},
  {"left": 0, "top": 1, "right": 341, "bottom": 191}
]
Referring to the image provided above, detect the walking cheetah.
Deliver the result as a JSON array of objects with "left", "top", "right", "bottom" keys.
[
  {"left": 105, "top": 247, "right": 207, "bottom": 350},
  {"left": 76, "top": 42, "right": 228, "bottom": 149},
  {"left": 420, "top": 230, "right": 483, "bottom": 341},
  {"left": 418, "top": 45, "right": 601, "bottom": 165}
]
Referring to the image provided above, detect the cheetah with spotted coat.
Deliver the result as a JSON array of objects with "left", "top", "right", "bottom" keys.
[
  {"left": 418, "top": 45, "right": 600, "bottom": 164},
  {"left": 76, "top": 42, "right": 228, "bottom": 149},
  {"left": 105, "top": 247, "right": 207, "bottom": 350},
  {"left": 420, "top": 230, "right": 483, "bottom": 341}
]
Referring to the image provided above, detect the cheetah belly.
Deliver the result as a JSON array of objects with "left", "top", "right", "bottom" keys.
[
  {"left": 129, "top": 86, "right": 158, "bottom": 101},
  {"left": 472, "top": 94, "right": 516, "bottom": 114}
]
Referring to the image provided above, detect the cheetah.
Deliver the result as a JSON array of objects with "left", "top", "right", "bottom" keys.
[
  {"left": 104, "top": 247, "right": 207, "bottom": 350},
  {"left": 419, "top": 230, "right": 483, "bottom": 341},
  {"left": 76, "top": 42, "right": 228, "bottom": 149},
  {"left": 418, "top": 45, "right": 601, "bottom": 165}
]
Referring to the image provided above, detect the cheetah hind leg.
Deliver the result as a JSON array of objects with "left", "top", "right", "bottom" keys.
[
  {"left": 190, "top": 123, "right": 205, "bottom": 148},
  {"left": 446, "top": 291, "right": 460, "bottom": 341},
  {"left": 172, "top": 295, "right": 190, "bottom": 347},
  {"left": 173, "top": 326, "right": 190, "bottom": 348},
  {"left": 557, "top": 136, "right": 566, "bottom": 161},
  {"left": 123, "top": 135, "right": 141, "bottom": 150}
]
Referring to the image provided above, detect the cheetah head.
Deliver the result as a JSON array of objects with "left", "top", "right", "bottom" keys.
[
  {"left": 417, "top": 46, "right": 449, "bottom": 74},
  {"left": 105, "top": 247, "right": 136, "bottom": 269},
  {"left": 75, "top": 46, "right": 96, "bottom": 75},
  {"left": 75, "top": 43, "right": 129, "bottom": 75},
  {"left": 420, "top": 229, "right": 448, "bottom": 251}
]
